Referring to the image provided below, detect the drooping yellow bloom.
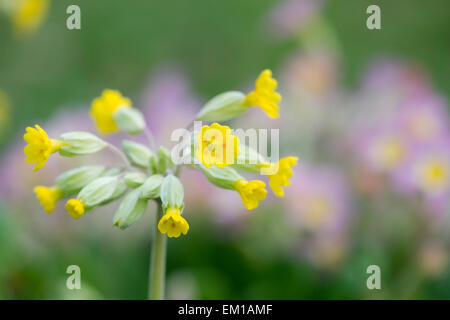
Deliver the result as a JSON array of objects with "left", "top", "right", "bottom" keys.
[
  {"left": 266, "top": 156, "right": 298, "bottom": 197},
  {"left": 158, "top": 207, "right": 189, "bottom": 238},
  {"left": 242, "top": 69, "right": 281, "bottom": 118},
  {"left": 195, "top": 123, "right": 240, "bottom": 168},
  {"left": 65, "top": 199, "right": 85, "bottom": 219},
  {"left": 417, "top": 158, "right": 449, "bottom": 194},
  {"left": 234, "top": 179, "right": 267, "bottom": 210},
  {"left": 90, "top": 89, "right": 132, "bottom": 135},
  {"left": 24, "top": 125, "right": 63, "bottom": 171},
  {"left": 34, "top": 185, "right": 63, "bottom": 213},
  {"left": 13, "top": 0, "right": 49, "bottom": 35}
]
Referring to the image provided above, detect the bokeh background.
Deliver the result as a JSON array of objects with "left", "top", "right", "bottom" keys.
[{"left": 1, "top": 0, "right": 450, "bottom": 299}]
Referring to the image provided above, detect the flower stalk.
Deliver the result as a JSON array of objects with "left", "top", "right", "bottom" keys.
[{"left": 149, "top": 200, "right": 167, "bottom": 300}]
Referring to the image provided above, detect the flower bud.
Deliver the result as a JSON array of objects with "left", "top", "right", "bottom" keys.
[
  {"left": 122, "top": 140, "right": 155, "bottom": 169},
  {"left": 200, "top": 165, "right": 242, "bottom": 190},
  {"left": 140, "top": 174, "right": 164, "bottom": 199},
  {"left": 196, "top": 91, "right": 247, "bottom": 121},
  {"left": 160, "top": 175, "right": 184, "bottom": 211},
  {"left": 113, "top": 107, "right": 146, "bottom": 135},
  {"left": 113, "top": 188, "right": 148, "bottom": 230},
  {"left": 124, "top": 172, "right": 147, "bottom": 188},
  {"left": 56, "top": 165, "right": 105, "bottom": 196},
  {"left": 59, "top": 132, "right": 107, "bottom": 156},
  {"left": 78, "top": 176, "right": 119, "bottom": 208},
  {"left": 156, "top": 146, "right": 174, "bottom": 174}
]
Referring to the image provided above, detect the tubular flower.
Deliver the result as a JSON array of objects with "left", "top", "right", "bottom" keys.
[
  {"left": 33, "top": 186, "right": 63, "bottom": 213},
  {"left": 65, "top": 199, "right": 85, "bottom": 219},
  {"left": 242, "top": 69, "right": 281, "bottom": 118},
  {"left": 266, "top": 156, "right": 298, "bottom": 197},
  {"left": 90, "top": 89, "right": 132, "bottom": 135},
  {"left": 13, "top": 0, "right": 49, "bottom": 35},
  {"left": 158, "top": 207, "right": 189, "bottom": 238},
  {"left": 234, "top": 179, "right": 267, "bottom": 210},
  {"left": 24, "top": 125, "right": 63, "bottom": 171},
  {"left": 195, "top": 123, "right": 240, "bottom": 168}
]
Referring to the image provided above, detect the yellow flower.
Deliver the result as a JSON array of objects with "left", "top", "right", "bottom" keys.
[
  {"left": 242, "top": 69, "right": 281, "bottom": 118},
  {"left": 24, "top": 125, "right": 63, "bottom": 171},
  {"left": 34, "top": 185, "right": 63, "bottom": 213},
  {"left": 65, "top": 199, "right": 85, "bottom": 219},
  {"left": 13, "top": 0, "right": 49, "bottom": 35},
  {"left": 90, "top": 89, "right": 132, "bottom": 135},
  {"left": 266, "top": 156, "right": 298, "bottom": 197},
  {"left": 234, "top": 179, "right": 267, "bottom": 210},
  {"left": 158, "top": 207, "right": 189, "bottom": 238},
  {"left": 195, "top": 123, "right": 240, "bottom": 168}
]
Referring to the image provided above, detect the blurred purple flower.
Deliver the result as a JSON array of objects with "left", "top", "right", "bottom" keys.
[
  {"left": 268, "top": 0, "right": 324, "bottom": 38},
  {"left": 393, "top": 141, "right": 450, "bottom": 209},
  {"left": 139, "top": 67, "right": 200, "bottom": 147},
  {"left": 285, "top": 163, "right": 354, "bottom": 236},
  {"left": 350, "top": 124, "right": 411, "bottom": 175},
  {"left": 394, "top": 93, "right": 450, "bottom": 145}
]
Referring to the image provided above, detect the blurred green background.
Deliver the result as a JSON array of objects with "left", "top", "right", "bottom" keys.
[{"left": 0, "top": 0, "right": 450, "bottom": 299}]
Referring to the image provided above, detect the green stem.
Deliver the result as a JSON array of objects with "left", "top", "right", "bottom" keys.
[{"left": 148, "top": 200, "right": 167, "bottom": 299}]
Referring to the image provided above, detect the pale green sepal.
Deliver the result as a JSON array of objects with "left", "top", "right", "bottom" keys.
[
  {"left": 200, "top": 165, "right": 242, "bottom": 190},
  {"left": 156, "top": 146, "right": 174, "bottom": 174},
  {"left": 78, "top": 176, "right": 118, "bottom": 208},
  {"left": 233, "top": 145, "right": 268, "bottom": 173},
  {"left": 113, "top": 188, "right": 148, "bottom": 230},
  {"left": 140, "top": 174, "right": 164, "bottom": 199},
  {"left": 101, "top": 167, "right": 124, "bottom": 177},
  {"left": 56, "top": 165, "right": 105, "bottom": 196},
  {"left": 196, "top": 91, "right": 247, "bottom": 122},
  {"left": 122, "top": 140, "right": 155, "bottom": 169},
  {"left": 113, "top": 107, "right": 146, "bottom": 135},
  {"left": 124, "top": 172, "right": 148, "bottom": 188},
  {"left": 160, "top": 175, "right": 184, "bottom": 211},
  {"left": 100, "top": 179, "right": 127, "bottom": 205},
  {"left": 59, "top": 132, "right": 107, "bottom": 156}
]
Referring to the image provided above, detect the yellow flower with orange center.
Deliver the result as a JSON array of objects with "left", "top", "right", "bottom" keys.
[
  {"left": 195, "top": 123, "right": 240, "bottom": 168},
  {"left": 158, "top": 207, "right": 189, "bottom": 238}
]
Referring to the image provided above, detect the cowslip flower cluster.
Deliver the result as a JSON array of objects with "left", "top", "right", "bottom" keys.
[{"left": 25, "top": 69, "right": 297, "bottom": 238}]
